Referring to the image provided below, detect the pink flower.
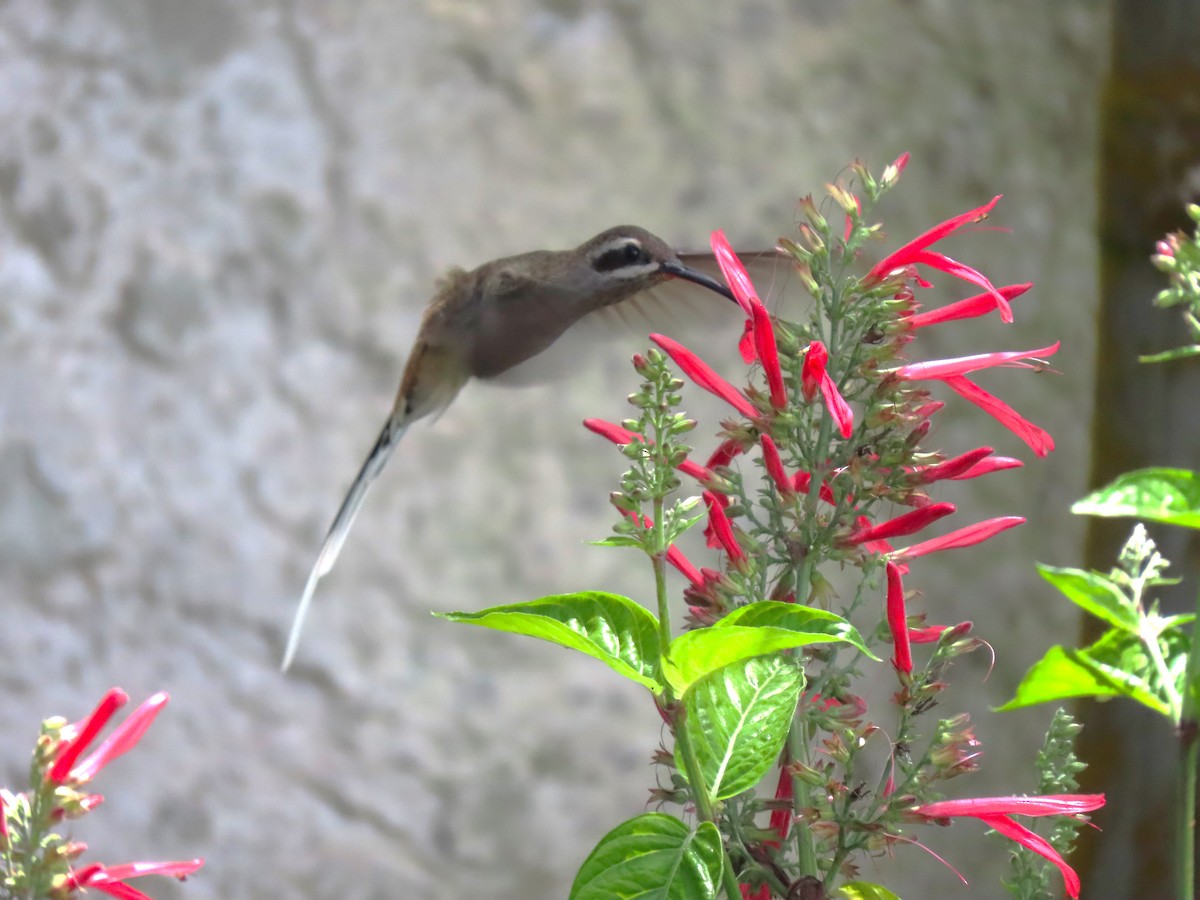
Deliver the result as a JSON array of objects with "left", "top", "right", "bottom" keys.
[
  {"left": 68, "top": 858, "right": 204, "bottom": 900},
  {"left": 651, "top": 333, "right": 758, "bottom": 419},
  {"left": 885, "top": 562, "right": 912, "bottom": 674},
  {"left": 913, "top": 794, "right": 1105, "bottom": 899},
  {"left": 703, "top": 490, "right": 746, "bottom": 564},
  {"left": 867, "top": 196, "right": 1014, "bottom": 323},
  {"left": 846, "top": 502, "right": 956, "bottom": 545},
  {"left": 800, "top": 341, "right": 854, "bottom": 438},
  {"left": 889, "top": 516, "right": 1024, "bottom": 562}
]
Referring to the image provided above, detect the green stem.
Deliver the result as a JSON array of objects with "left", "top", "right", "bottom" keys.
[
  {"left": 1177, "top": 582, "right": 1200, "bottom": 900},
  {"left": 672, "top": 714, "right": 744, "bottom": 900},
  {"left": 786, "top": 717, "right": 819, "bottom": 879},
  {"left": 1180, "top": 730, "right": 1196, "bottom": 900},
  {"left": 648, "top": 494, "right": 741, "bottom": 899},
  {"left": 652, "top": 495, "right": 672, "bottom": 652}
]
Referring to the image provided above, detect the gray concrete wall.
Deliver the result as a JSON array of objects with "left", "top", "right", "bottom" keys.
[{"left": 0, "top": 2, "right": 1107, "bottom": 898}]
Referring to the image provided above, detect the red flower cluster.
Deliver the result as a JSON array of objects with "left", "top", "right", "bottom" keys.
[{"left": 1, "top": 688, "right": 204, "bottom": 900}]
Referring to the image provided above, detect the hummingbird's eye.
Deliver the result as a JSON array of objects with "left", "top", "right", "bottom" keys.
[{"left": 593, "top": 240, "right": 651, "bottom": 272}]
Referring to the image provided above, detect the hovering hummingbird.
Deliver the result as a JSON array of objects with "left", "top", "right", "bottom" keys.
[{"left": 282, "top": 225, "right": 741, "bottom": 669}]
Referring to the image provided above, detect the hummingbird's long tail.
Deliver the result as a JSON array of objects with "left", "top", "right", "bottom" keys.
[{"left": 282, "top": 416, "right": 409, "bottom": 670}]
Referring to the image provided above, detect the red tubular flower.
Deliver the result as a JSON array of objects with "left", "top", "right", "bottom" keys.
[
  {"left": 867, "top": 196, "right": 1013, "bottom": 323},
  {"left": 69, "top": 858, "right": 205, "bottom": 900},
  {"left": 907, "top": 447, "right": 996, "bottom": 485},
  {"left": 913, "top": 794, "right": 1104, "bottom": 899},
  {"left": 710, "top": 230, "right": 761, "bottom": 364},
  {"left": 800, "top": 341, "right": 828, "bottom": 401},
  {"left": 703, "top": 490, "right": 746, "bottom": 563},
  {"left": 582, "top": 418, "right": 641, "bottom": 445},
  {"left": 951, "top": 455, "right": 1022, "bottom": 479},
  {"left": 889, "top": 516, "right": 1024, "bottom": 562},
  {"left": 895, "top": 344, "right": 1058, "bottom": 456},
  {"left": 68, "top": 693, "right": 169, "bottom": 785},
  {"left": 847, "top": 502, "right": 956, "bottom": 545},
  {"left": 710, "top": 230, "right": 760, "bottom": 317},
  {"left": 751, "top": 303, "right": 787, "bottom": 408},
  {"left": 584, "top": 418, "right": 716, "bottom": 483},
  {"left": 767, "top": 762, "right": 794, "bottom": 847},
  {"left": 885, "top": 561, "right": 912, "bottom": 674},
  {"left": 48, "top": 689, "right": 129, "bottom": 784},
  {"left": 905, "top": 283, "right": 1032, "bottom": 329},
  {"left": 759, "top": 435, "right": 792, "bottom": 495},
  {"left": 667, "top": 545, "right": 704, "bottom": 588},
  {"left": 801, "top": 341, "right": 854, "bottom": 438},
  {"left": 650, "top": 333, "right": 758, "bottom": 419},
  {"left": 942, "top": 375, "right": 1054, "bottom": 456},
  {"left": 793, "top": 472, "right": 837, "bottom": 506},
  {"left": 706, "top": 438, "right": 745, "bottom": 471},
  {"left": 897, "top": 342, "right": 1061, "bottom": 380}
]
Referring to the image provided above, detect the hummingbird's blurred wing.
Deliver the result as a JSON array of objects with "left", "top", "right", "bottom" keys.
[{"left": 488, "top": 249, "right": 793, "bottom": 387}]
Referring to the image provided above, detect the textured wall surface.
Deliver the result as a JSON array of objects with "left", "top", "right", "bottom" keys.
[{"left": 0, "top": 2, "right": 1108, "bottom": 898}]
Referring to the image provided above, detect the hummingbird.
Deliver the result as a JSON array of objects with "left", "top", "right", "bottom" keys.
[{"left": 282, "top": 225, "right": 739, "bottom": 670}]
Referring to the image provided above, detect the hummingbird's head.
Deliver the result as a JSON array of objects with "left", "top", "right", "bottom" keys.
[{"left": 581, "top": 226, "right": 736, "bottom": 304}]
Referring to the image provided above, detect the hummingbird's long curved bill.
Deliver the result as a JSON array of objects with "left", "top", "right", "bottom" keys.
[{"left": 659, "top": 260, "right": 737, "bottom": 304}]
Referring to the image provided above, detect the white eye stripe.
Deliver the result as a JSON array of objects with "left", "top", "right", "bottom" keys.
[{"left": 606, "top": 261, "right": 659, "bottom": 279}]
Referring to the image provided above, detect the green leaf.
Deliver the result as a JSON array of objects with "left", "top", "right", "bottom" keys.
[
  {"left": 663, "top": 603, "right": 873, "bottom": 695},
  {"left": 998, "top": 630, "right": 1177, "bottom": 717},
  {"left": 590, "top": 536, "right": 644, "bottom": 549},
  {"left": 1072, "top": 468, "right": 1200, "bottom": 528},
  {"left": 569, "top": 814, "right": 724, "bottom": 900},
  {"left": 835, "top": 883, "right": 903, "bottom": 900},
  {"left": 719, "top": 602, "right": 877, "bottom": 657},
  {"left": 682, "top": 655, "right": 803, "bottom": 802},
  {"left": 439, "top": 592, "right": 662, "bottom": 692},
  {"left": 1036, "top": 564, "right": 1138, "bottom": 632}
]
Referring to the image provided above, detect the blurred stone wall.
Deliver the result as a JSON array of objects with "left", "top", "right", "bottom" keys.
[{"left": 0, "top": 2, "right": 1107, "bottom": 898}]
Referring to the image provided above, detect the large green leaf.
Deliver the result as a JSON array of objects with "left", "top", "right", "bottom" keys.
[
  {"left": 439, "top": 592, "right": 662, "bottom": 692},
  {"left": 681, "top": 655, "right": 803, "bottom": 802},
  {"left": 569, "top": 814, "right": 723, "bottom": 900},
  {"left": 662, "top": 602, "right": 873, "bottom": 695},
  {"left": 1072, "top": 468, "right": 1200, "bottom": 529},
  {"left": 998, "top": 629, "right": 1180, "bottom": 717},
  {"left": 1036, "top": 564, "right": 1138, "bottom": 632}
]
